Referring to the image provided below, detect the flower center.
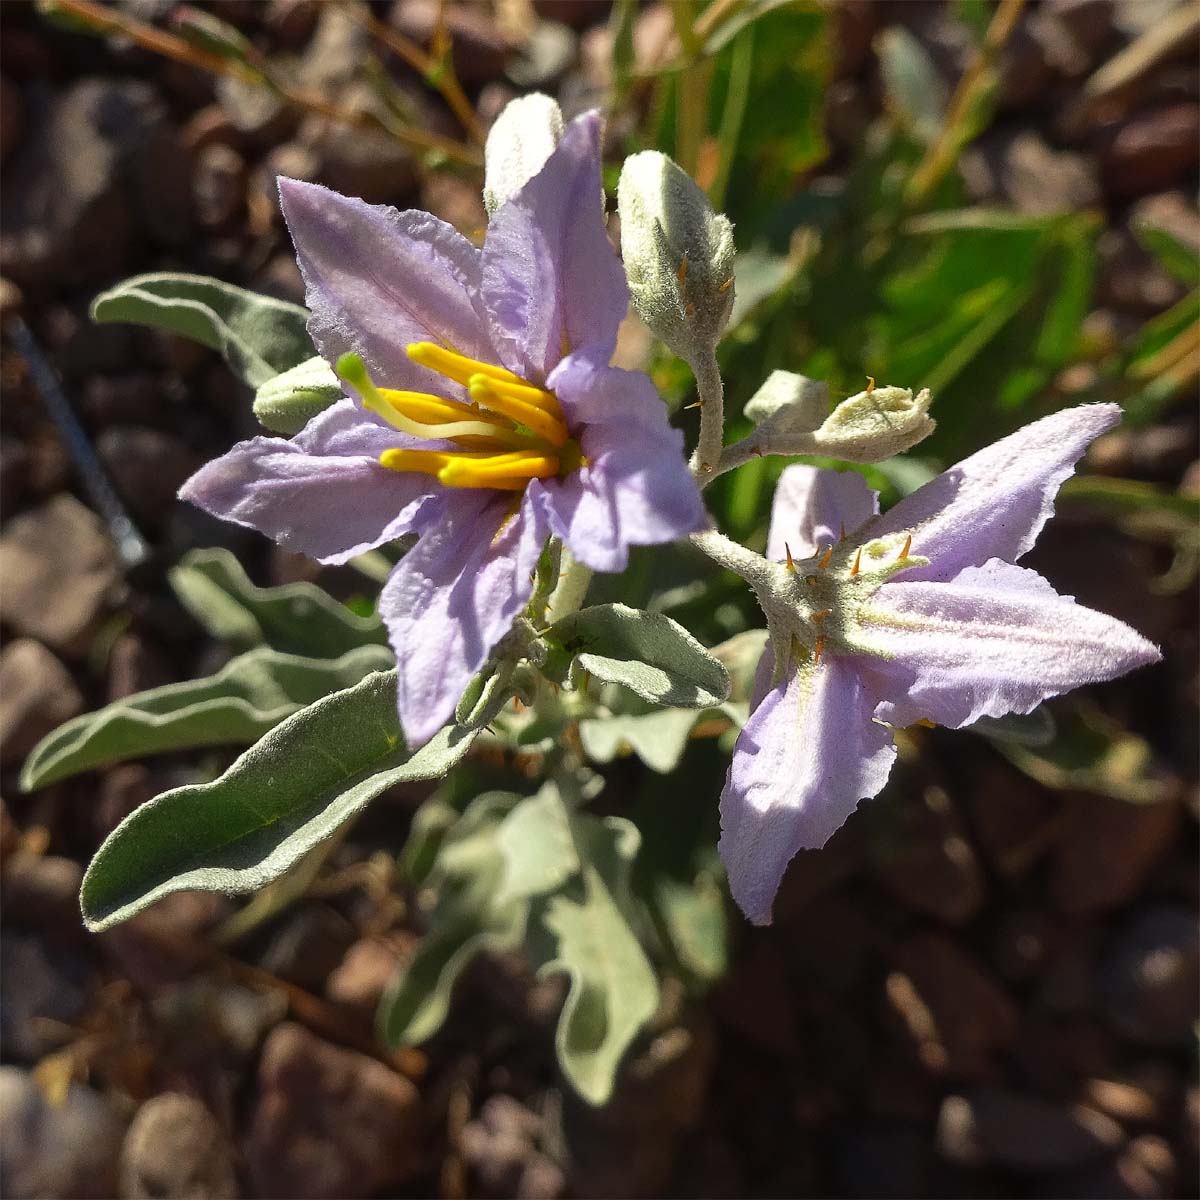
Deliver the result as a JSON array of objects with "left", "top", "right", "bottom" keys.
[{"left": 337, "top": 346, "right": 584, "bottom": 492}]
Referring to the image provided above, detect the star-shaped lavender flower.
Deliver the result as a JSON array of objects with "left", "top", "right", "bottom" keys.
[
  {"left": 720, "top": 403, "right": 1161, "bottom": 925},
  {"left": 180, "top": 109, "right": 706, "bottom": 746}
]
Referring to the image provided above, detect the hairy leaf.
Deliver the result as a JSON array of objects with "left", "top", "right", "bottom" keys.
[
  {"left": 253, "top": 356, "right": 342, "bottom": 434},
  {"left": 21, "top": 645, "right": 393, "bottom": 790}
]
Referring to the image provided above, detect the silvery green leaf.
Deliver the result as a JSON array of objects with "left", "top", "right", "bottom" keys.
[
  {"left": 496, "top": 784, "right": 580, "bottom": 901},
  {"left": 711, "top": 629, "right": 770, "bottom": 702},
  {"left": 252, "top": 356, "right": 342, "bottom": 435},
  {"left": 169, "top": 547, "right": 386, "bottom": 656},
  {"left": 579, "top": 708, "right": 709, "bottom": 774},
  {"left": 80, "top": 670, "right": 475, "bottom": 931},
  {"left": 91, "top": 273, "right": 314, "bottom": 388},
  {"left": 654, "top": 872, "right": 728, "bottom": 985},
  {"left": 969, "top": 705, "right": 1057, "bottom": 747},
  {"left": 536, "top": 814, "right": 659, "bottom": 1106},
  {"left": 381, "top": 792, "right": 527, "bottom": 1046},
  {"left": 20, "top": 644, "right": 392, "bottom": 790},
  {"left": 877, "top": 27, "right": 947, "bottom": 147},
  {"left": 743, "top": 369, "right": 829, "bottom": 431},
  {"left": 551, "top": 604, "right": 730, "bottom": 708}
]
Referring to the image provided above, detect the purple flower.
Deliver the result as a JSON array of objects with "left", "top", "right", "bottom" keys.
[
  {"left": 180, "top": 110, "right": 706, "bottom": 746},
  {"left": 720, "top": 404, "right": 1161, "bottom": 925}
]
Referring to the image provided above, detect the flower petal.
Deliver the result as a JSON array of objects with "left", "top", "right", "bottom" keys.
[
  {"left": 719, "top": 650, "right": 896, "bottom": 925},
  {"left": 278, "top": 178, "right": 487, "bottom": 396},
  {"left": 530, "top": 357, "right": 706, "bottom": 572},
  {"left": 861, "top": 403, "right": 1120, "bottom": 583},
  {"left": 178, "top": 399, "right": 437, "bottom": 564},
  {"left": 480, "top": 112, "right": 627, "bottom": 381},
  {"left": 379, "top": 493, "right": 546, "bottom": 747},
  {"left": 859, "top": 559, "right": 1162, "bottom": 729},
  {"left": 483, "top": 92, "right": 563, "bottom": 215},
  {"left": 766, "top": 466, "right": 879, "bottom": 563}
]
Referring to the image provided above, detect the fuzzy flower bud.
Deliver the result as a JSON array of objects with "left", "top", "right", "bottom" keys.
[
  {"left": 744, "top": 369, "right": 829, "bottom": 433},
  {"left": 811, "top": 384, "right": 936, "bottom": 463},
  {"left": 617, "top": 151, "right": 735, "bottom": 366}
]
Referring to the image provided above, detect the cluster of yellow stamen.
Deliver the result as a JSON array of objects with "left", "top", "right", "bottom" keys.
[{"left": 337, "top": 344, "right": 580, "bottom": 493}]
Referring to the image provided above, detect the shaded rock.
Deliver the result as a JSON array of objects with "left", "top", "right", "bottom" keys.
[
  {"left": 937, "top": 1088, "right": 1123, "bottom": 1171},
  {"left": 534, "top": 0, "right": 611, "bottom": 29},
  {"left": 257, "top": 902, "right": 357, "bottom": 991},
  {"left": 991, "top": 906, "right": 1060, "bottom": 984},
  {"left": 460, "top": 1095, "right": 564, "bottom": 1200},
  {"left": 1098, "top": 104, "right": 1200, "bottom": 199},
  {"left": 867, "top": 785, "right": 985, "bottom": 925},
  {"left": 887, "top": 933, "right": 1018, "bottom": 1077},
  {"left": 265, "top": 0, "right": 321, "bottom": 49},
  {"left": 1, "top": 76, "right": 22, "bottom": 163},
  {"left": 0, "top": 495, "right": 120, "bottom": 656},
  {"left": 193, "top": 143, "right": 246, "bottom": 232},
  {"left": 1026, "top": 0, "right": 1115, "bottom": 78},
  {"left": 0, "top": 78, "right": 188, "bottom": 286},
  {"left": 1098, "top": 905, "right": 1199, "bottom": 1047},
  {"left": 215, "top": 75, "right": 297, "bottom": 149},
  {"left": 100, "top": 892, "right": 230, "bottom": 992},
  {"left": 106, "top": 632, "right": 173, "bottom": 703},
  {"left": 119, "top": 1093, "right": 237, "bottom": 1200},
  {"left": 713, "top": 942, "right": 800, "bottom": 1055},
  {"left": 79, "top": 373, "right": 167, "bottom": 430},
  {"left": 833, "top": 0, "right": 878, "bottom": 77},
  {"left": 0, "top": 435, "right": 30, "bottom": 511},
  {"left": 995, "top": 24, "right": 1059, "bottom": 110},
  {"left": 962, "top": 128, "right": 1101, "bottom": 214},
  {"left": 96, "top": 763, "right": 160, "bottom": 835},
  {"left": 0, "top": 933, "right": 91, "bottom": 1062},
  {"left": 246, "top": 1022, "right": 423, "bottom": 1199},
  {"left": 1097, "top": 223, "right": 1187, "bottom": 313},
  {"left": 1084, "top": 1069, "right": 1172, "bottom": 1124},
  {"left": 180, "top": 103, "right": 240, "bottom": 155},
  {"left": 389, "top": 0, "right": 513, "bottom": 85},
  {"left": 0, "top": 638, "right": 83, "bottom": 764},
  {"left": 1, "top": 851, "right": 84, "bottom": 943},
  {"left": 151, "top": 978, "right": 286, "bottom": 1066},
  {"left": 326, "top": 934, "right": 410, "bottom": 1016},
  {"left": 1051, "top": 793, "right": 1181, "bottom": 915},
  {"left": 300, "top": 111, "right": 417, "bottom": 207},
  {"left": 1132, "top": 189, "right": 1200, "bottom": 259},
  {"left": 964, "top": 762, "right": 1057, "bottom": 877},
  {"left": 507, "top": 20, "right": 577, "bottom": 89},
  {"left": 96, "top": 426, "right": 196, "bottom": 528},
  {"left": 0, "top": 1068, "right": 125, "bottom": 1199}
]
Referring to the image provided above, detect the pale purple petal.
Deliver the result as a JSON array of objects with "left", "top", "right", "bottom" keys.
[
  {"left": 719, "top": 650, "right": 897, "bottom": 925},
  {"left": 529, "top": 356, "right": 706, "bottom": 572},
  {"left": 858, "top": 559, "right": 1162, "bottom": 730},
  {"left": 766, "top": 466, "right": 879, "bottom": 563},
  {"left": 379, "top": 493, "right": 546, "bottom": 747},
  {"left": 480, "top": 112, "right": 627, "bottom": 382},
  {"left": 861, "top": 403, "right": 1120, "bottom": 584},
  {"left": 178, "top": 399, "right": 437, "bottom": 564},
  {"left": 279, "top": 178, "right": 487, "bottom": 397}
]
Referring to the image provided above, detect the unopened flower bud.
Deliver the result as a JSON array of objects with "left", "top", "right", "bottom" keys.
[
  {"left": 483, "top": 93, "right": 564, "bottom": 216},
  {"left": 811, "top": 383, "right": 935, "bottom": 463},
  {"left": 252, "top": 356, "right": 341, "bottom": 435},
  {"left": 617, "top": 151, "right": 735, "bottom": 366},
  {"left": 744, "top": 369, "right": 829, "bottom": 433}
]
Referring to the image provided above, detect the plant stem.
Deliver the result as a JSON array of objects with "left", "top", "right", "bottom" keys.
[
  {"left": 547, "top": 551, "right": 594, "bottom": 625},
  {"left": 689, "top": 350, "right": 726, "bottom": 480}
]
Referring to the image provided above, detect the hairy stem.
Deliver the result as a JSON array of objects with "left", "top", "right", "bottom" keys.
[
  {"left": 546, "top": 551, "right": 594, "bottom": 625},
  {"left": 688, "top": 351, "right": 726, "bottom": 480},
  {"left": 690, "top": 528, "right": 777, "bottom": 594}
]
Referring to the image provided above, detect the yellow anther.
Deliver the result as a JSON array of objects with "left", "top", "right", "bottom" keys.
[
  {"left": 784, "top": 542, "right": 796, "bottom": 572},
  {"left": 817, "top": 544, "right": 833, "bottom": 570},
  {"left": 914, "top": 718, "right": 937, "bottom": 729},
  {"left": 439, "top": 451, "right": 560, "bottom": 491},
  {"left": 406, "top": 342, "right": 525, "bottom": 389},
  {"left": 378, "top": 448, "right": 469, "bottom": 476},
  {"left": 477, "top": 374, "right": 566, "bottom": 423},
  {"left": 850, "top": 547, "right": 862, "bottom": 577},
  {"left": 469, "top": 377, "right": 569, "bottom": 447},
  {"left": 899, "top": 533, "right": 912, "bottom": 560}
]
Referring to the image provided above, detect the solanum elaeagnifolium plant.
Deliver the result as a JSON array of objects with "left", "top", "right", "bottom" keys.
[{"left": 24, "top": 94, "right": 1160, "bottom": 1107}]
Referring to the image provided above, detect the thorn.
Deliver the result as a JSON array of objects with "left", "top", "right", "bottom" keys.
[
  {"left": 784, "top": 542, "right": 796, "bottom": 572},
  {"left": 839, "top": 521, "right": 846, "bottom": 542},
  {"left": 684, "top": 399, "right": 703, "bottom": 410},
  {"left": 512, "top": 696, "right": 525, "bottom": 713},
  {"left": 718, "top": 276, "right": 734, "bottom": 292},
  {"left": 685, "top": 302, "right": 697, "bottom": 318},
  {"left": 677, "top": 254, "right": 688, "bottom": 284},
  {"left": 866, "top": 376, "right": 876, "bottom": 395},
  {"left": 899, "top": 533, "right": 912, "bottom": 560},
  {"left": 813, "top": 636, "right": 826, "bottom": 664},
  {"left": 850, "top": 547, "right": 862, "bottom": 577},
  {"left": 753, "top": 446, "right": 764, "bottom": 457},
  {"left": 817, "top": 544, "right": 833, "bottom": 571},
  {"left": 812, "top": 608, "right": 832, "bottom": 622}
]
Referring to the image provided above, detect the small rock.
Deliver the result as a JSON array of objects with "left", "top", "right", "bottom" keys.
[
  {"left": 96, "top": 763, "right": 160, "bottom": 835},
  {"left": 990, "top": 906, "right": 1060, "bottom": 983},
  {"left": 181, "top": 104, "right": 240, "bottom": 155},
  {"left": 1098, "top": 905, "right": 1199, "bottom": 1047},
  {"left": 962, "top": 128, "right": 1101, "bottom": 214},
  {"left": 1099, "top": 104, "right": 1200, "bottom": 199},
  {"left": 215, "top": 75, "right": 297, "bottom": 148},
  {"left": 1051, "top": 793, "right": 1181, "bottom": 915},
  {"left": 0, "top": 1068, "right": 125, "bottom": 1200},
  {"left": 833, "top": 0, "right": 878, "bottom": 77},
  {"left": 151, "top": 978, "right": 286, "bottom": 1065},
  {"left": 1097, "top": 223, "right": 1187, "bottom": 313},
  {"left": 867, "top": 785, "right": 985, "bottom": 925},
  {"left": 1038, "top": 1134, "right": 1176, "bottom": 1198},
  {"left": 507, "top": 20, "right": 577, "bottom": 88},
  {"left": 534, "top": 0, "right": 611, "bottom": 29},
  {"left": 886, "top": 933, "right": 1018, "bottom": 1077},
  {"left": 389, "top": 0, "right": 513, "bottom": 85},
  {"left": 834, "top": 1123, "right": 931, "bottom": 1199},
  {"left": 119, "top": 1093, "right": 237, "bottom": 1199},
  {"left": 0, "top": 436, "right": 30, "bottom": 511},
  {"left": 100, "top": 892, "right": 230, "bottom": 992},
  {"left": 1132, "top": 189, "right": 1200, "bottom": 259},
  {"left": 2, "top": 851, "right": 84, "bottom": 943},
  {"left": 713, "top": 942, "right": 800, "bottom": 1055},
  {"left": 106, "top": 632, "right": 173, "bottom": 703},
  {"left": 0, "top": 933, "right": 91, "bottom": 1062},
  {"left": 193, "top": 143, "right": 246, "bottom": 232},
  {"left": 461, "top": 1095, "right": 563, "bottom": 1199},
  {"left": 79, "top": 373, "right": 168, "bottom": 429},
  {"left": 96, "top": 426, "right": 195, "bottom": 528},
  {"left": 964, "top": 761, "right": 1057, "bottom": 877},
  {"left": 1026, "top": 1, "right": 1114, "bottom": 78},
  {"left": 301, "top": 102, "right": 417, "bottom": 206},
  {"left": 246, "top": 1022, "right": 423, "bottom": 1198},
  {"left": 1084, "top": 1069, "right": 1171, "bottom": 1124},
  {"left": 995, "top": 25, "right": 1058, "bottom": 110},
  {"left": 0, "top": 495, "right": 120, "bottom": 656},
  {"left": 0, "top": 639, "right": 83, "bottom": 764},
  {"left": 257, "top": 902, "right": 357, "bottom": 991},
  {"left": 326, "top": 935, "right": 409, "bottom": 1015},
  {"left": 937, "top": 1088, "right": 1123, "bottom": 1171}
]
